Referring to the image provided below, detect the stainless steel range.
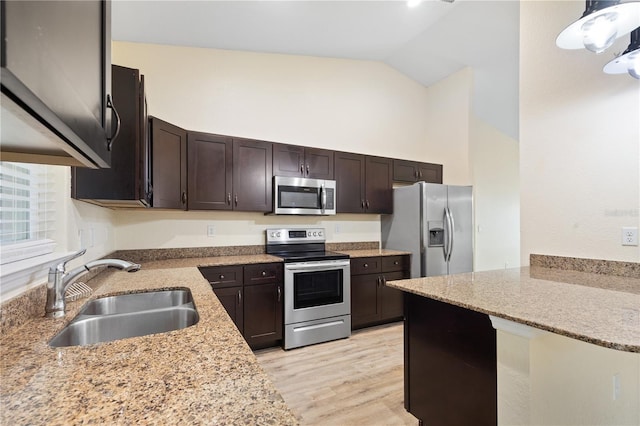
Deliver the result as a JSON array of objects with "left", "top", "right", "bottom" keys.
[{"left": 266, "top": 227, "right": 351, "bottom": 350}]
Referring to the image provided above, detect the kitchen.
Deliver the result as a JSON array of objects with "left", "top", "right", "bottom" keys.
[{"left": 1, "top": 1, "right": 639, "bottom": 425}]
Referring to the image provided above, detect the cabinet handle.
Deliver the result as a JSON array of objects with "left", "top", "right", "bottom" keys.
[
  {"left": 419, "top": 171, "right": 423, "bottom": 178},
  {"left": 394, "top": 261, "right": 399, "bottom": 265},
  {"left": 365, "top": 200, "right": 370, "bottom": 209},
  {"left": 376, "top": 276, "right": 381, "bottom": 287},
  {"left": 238, "top": 289, "right": 242, "bottom": 305},
  {"left": 363, "top": 263, "right": 368, "bottom": 268},
  {"left": 106, "top": 94, "right": 121, "bottom": 151},
  {"left": 227, "top": 193, "right": 231, "bottom": 205},
  {"left": 361, "top": 200, "right": 365, "bottom": 209},
  {"left": 382, "top": 276, "right": 387, "bottom": 286},
  {"left": 415, "top": 170, "right": 418, "bottom": 178},
  {"left": 234, "top": 194, "right": 238, "bottom": 206},
  {"left": 300, "top": 164, "right": 304, "bottom": 174},
  {"left": 277, "top": 285, "right": 281, "bottom": 302},
  {"left": 306, "top": 164, "right": 310, "bottom": 175},
  {"left": 181, "top": 192, "right": 187, "bottom": 204},
  {"left": 220, "top": 275, "right": 225, "bottom": 280},
  {"left": 261, "top": 271, "right": 266, "bottom": 277}
]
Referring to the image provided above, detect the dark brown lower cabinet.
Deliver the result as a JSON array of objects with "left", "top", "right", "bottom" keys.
[
  {"left": 213, "top": 286, "right": 243, "bottom": 333},
  {"left": 404, "top": 294, "right": 497, "bottom": 426},
  {"left": 351, "top": 255, "right": 409, "bottom": 329},
  {"left": 200, "top": 263, "right": 283, "bottom": 350},
  {"left": 244, "top": 282, "right": 283, "bottom": 349}
]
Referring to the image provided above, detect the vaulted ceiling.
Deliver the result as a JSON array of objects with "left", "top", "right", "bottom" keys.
[{"left": 112, "top": 1, "right": 520, "bottom": 140}]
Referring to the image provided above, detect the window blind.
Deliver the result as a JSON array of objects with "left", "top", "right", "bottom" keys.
[{"left": 0, "top": 162, "right": 56, "bottom": 264}]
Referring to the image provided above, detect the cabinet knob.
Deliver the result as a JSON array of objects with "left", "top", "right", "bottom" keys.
[
  {"left": 394, "top": 261, "right": 399, "bottom": 265},
  {"left": 261, "top": 271, "right": 266, "bottom": 277},
  {"left": 220, "top": 275, "right": 225, "bottom": 280},
  {"left": 363, "top": 263, "right": 368, "bottom": 268}
]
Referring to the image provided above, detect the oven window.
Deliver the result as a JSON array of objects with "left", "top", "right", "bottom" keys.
[
  {"left": 279, "top": 186, "right": 320, "bottom": 209},
  {"left": 293, "top": 269, "right": 343, "bottom": 309}
]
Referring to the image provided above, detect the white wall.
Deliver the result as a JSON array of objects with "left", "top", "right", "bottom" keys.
[
  {"left": 114, "top": 210, "right": 379, "bottom": 249},
  {"left": 520, "top": 1, "right": 640, "bottom": 264},
  {"left": 470, "top": 114, "right": 520, "bottom": 271}
]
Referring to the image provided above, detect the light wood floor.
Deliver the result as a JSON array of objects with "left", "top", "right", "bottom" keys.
[{"left": 254, "top": 322, "right": 418, "bottom": 426}]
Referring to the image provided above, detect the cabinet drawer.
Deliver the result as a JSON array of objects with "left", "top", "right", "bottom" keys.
[
  {"left": 244, "top": 263, "right": 283, "bottom": 286},
  {"left": 382, "top": 255, "right": 409, "bottom": 273},
  {"left": 351, "top": 257, "right": 381, "bottom": 275},
  {"left": 199, "top": 265, "right": 243, "bottom": 288}
]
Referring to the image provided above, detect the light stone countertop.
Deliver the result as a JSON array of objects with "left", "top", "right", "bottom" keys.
[
  {"left": 336, "top": 249, "right": 412, "bottom": 258},
  {"left": 0, "top": 255, "right": 298, "bottom": 425},
  {"left": 386, "top": 266, "right": 640, "bottom": 353}
]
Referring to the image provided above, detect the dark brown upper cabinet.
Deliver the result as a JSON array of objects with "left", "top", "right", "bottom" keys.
[
  {"left": 232, "top": 138, "right": 273, "bottom": 212},
  {"left": 393, "top": 159, "right": 443, "bottom": 184},
  {"left": 273, "top": 144, "right": 334, "bottom": 180},
  {"left": 187, "top": 132, "right": 233, "bottom": 210},
  {"left": 1, "top": 0, "right": 114, "bottom": 167},
  {"left": 72, "top": 65, "right": 150, "bottom": 207},
  {"left": 335, "top": 152, "right": 392, "bottom": 214},
  {"left": 150, "top": 117, "right": 187, "bottom": 209}
]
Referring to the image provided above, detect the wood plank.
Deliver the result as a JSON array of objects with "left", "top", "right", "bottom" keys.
[{"left": 255, "top": 322, "right": 418, "bottom": 426}]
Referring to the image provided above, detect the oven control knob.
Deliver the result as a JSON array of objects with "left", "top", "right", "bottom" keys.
[
  {"left": 307, "top": 232, "right": 311, "bottom": 237},
  {"left": 318, "top": 231, "right": 323, "bottom": 237},
  {"left": 312, "top": 232, "right": 317, "bottom": 237},
  {"left": 276, "top": 232, "right": 281, "bottom": 237}
]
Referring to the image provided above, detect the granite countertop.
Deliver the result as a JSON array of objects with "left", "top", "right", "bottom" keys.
[
  {"left": 337, "top": 249, "right": 411, "bottom": 258},
  {"left": 0, "top": 255, "right": 298, "bottom": 425},
  {"left": 386, "top": 266, "right": 640, "bottom": 353}
]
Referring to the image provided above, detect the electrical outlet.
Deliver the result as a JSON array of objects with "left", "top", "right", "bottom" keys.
[
  {"left": 621, "top": 227, "right": 638, "bottom": 246},
  {"left": 335, "top": 224, "right": 341, "bottom": 234},
  {"left": 207, "top": 225, "right": 216, "bottom": 237}
]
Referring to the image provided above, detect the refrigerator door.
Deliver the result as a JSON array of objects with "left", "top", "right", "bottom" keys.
[
  {"left": 423, "top": 183, "right": 448, "bottom": 277},
  {"left": 381, "top": 183, "right": 422, "bottom": 278},
  {"left": 447, "top": 185, "right": 473, "bottom": 274}
]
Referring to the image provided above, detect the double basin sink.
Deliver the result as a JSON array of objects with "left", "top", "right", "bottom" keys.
[{"left": 49, "top": 289, "right": 199, "bottom": 347}]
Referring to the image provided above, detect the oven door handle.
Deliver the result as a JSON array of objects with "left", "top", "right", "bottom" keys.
[{"left": 284, "top": 260, "right": 351, "bottom": 271}]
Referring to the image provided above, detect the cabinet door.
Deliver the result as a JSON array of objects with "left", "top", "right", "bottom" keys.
[
  {"left": 2, "top": 0, "right": 112, "bottom": 167},
  {"left": 380, "top": 271, "right": 406, "bottom": 321},
  {"left": 213, "top": 286, "right": 244, "bottom": 333},
  {"left": 232, "top": 138, "right": 273, "bottom": 212},
  {"left": 365, "top": 156, "right": 393, "bottom": 214},
  {"left": 150, "top": 117, "right": 187, "bottom": 209},
  {"left": 417, "top": 163, "right": 443, "bottom": 184},
  {"left": 393, "top": 160, "right": 419, "bottom": 183},
  {"left": 305, "top": 148, "right": 334, "bottom": 179},
  {"left": 244, "top": 282, "right": 283, "bottom": 349},
  {"left": 335, "top": 152, "right": 365, "bottom": 213},
  {"left": 72, "top": 65, "right": 143, "bottom": 201},
  {"left": 187, "top": 132, "right": 233, "bottom": 210},
  {"left": 351, "top": 273, "right": 381, "bottom": 329},
  {"left": 273, "top": 144, "right": 304, "bottom": 177}
]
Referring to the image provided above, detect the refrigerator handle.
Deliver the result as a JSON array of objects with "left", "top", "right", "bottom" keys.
[
  {"left": 443, "top": 209, "right": 450, "bottom": 262},
  {"left": 445, "top": 207, "right": 455, "bottom": 262}
]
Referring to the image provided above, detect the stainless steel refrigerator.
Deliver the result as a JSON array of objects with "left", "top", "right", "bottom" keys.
[{"left": 381, "top": 182, "right": 473, "bottom": 278}]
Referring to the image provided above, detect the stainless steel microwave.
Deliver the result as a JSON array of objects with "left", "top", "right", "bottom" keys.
[{"left": 273, "top": 176, "right": 336, "bottom": 215}]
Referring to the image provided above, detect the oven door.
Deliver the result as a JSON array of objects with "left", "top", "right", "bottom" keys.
[{"left": 284, "top": 259, "right": 350, "bottom": 324}]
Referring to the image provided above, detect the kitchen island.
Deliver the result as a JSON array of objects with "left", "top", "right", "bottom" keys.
[
  {"left": 387, "top": 263, "right": 640, "bottom": 426},
  {"left": 0, "top": 254, "right": 298, "bottom": 425}
]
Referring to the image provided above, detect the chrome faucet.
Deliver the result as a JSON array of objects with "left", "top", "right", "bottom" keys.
[{"left": 45, "top": 249, "right": 141, "bottom": 318}]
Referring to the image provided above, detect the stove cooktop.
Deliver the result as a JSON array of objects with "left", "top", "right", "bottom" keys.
[{"left": 273, "top": 250, "right": 349, "bottom": 263}]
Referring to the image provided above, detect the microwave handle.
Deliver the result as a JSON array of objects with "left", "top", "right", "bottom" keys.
[{"left": 321, "top": 183, "right": 326, "bottom": 212}]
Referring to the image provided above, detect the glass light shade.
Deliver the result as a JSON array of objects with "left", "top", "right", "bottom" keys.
[
  {"left": 556, "top": 1, "right": 640, "bottom": 51},
  {"left": 581, "top": 12, "right": 619, "bottom": 53},
  {"left": 627, "top": 52, "right": 640, "bottom": 78}
]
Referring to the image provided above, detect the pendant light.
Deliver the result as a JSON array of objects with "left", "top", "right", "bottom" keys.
[
  {"left": 603, "top": 27, "right": 640, "bottom": 78},
  {"left": 556, "top": 0, "right": 640, "bottom": 54}
]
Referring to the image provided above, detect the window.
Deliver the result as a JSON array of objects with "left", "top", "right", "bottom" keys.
[{"left": 0, "top": 162, "right": 57, "bottom": 264}]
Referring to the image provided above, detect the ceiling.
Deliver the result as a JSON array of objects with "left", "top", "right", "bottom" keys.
[{"left": 111, "top": 0, "right": 520, "bottom": 140}]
